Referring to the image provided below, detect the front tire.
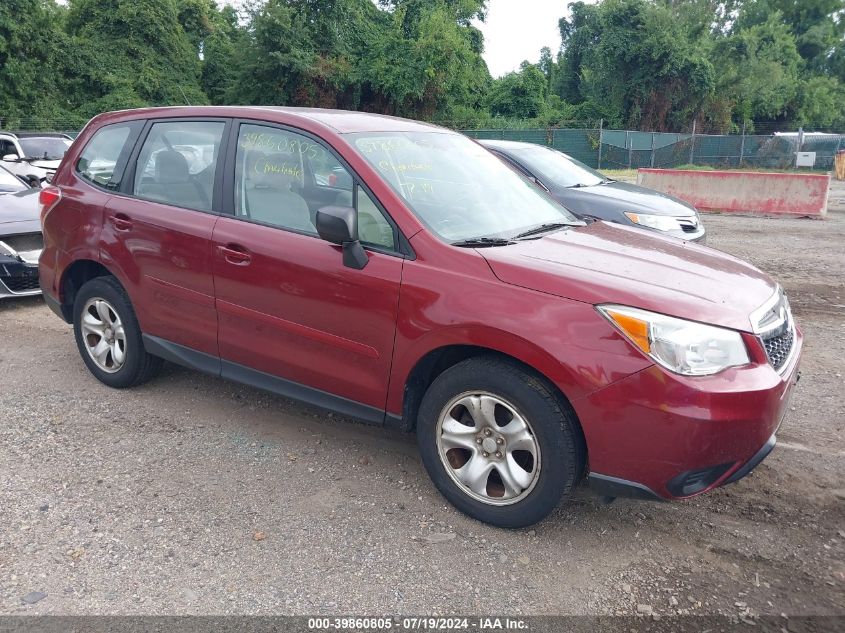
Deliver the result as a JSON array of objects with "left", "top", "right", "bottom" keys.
[
  {"left": 417, "top": 357, "right": 584, "bottom": 528},
  {"left": 73, "top": 276, "right": 162, "bottom": 388}
]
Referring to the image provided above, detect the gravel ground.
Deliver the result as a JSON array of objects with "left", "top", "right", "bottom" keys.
[{"left": 0, "top": 211, "right": 843, "bottom": 618}]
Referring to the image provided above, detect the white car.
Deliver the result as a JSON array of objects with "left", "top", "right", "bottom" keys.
[{"left": 0, "top": 132, "right": 73, "bottom": 186}]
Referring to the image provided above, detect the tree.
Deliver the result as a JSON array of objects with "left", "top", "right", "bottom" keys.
[
  {"left": 0, "top": 0, "right": 67, "bottom": 126},
  {"left": 61, "top": 0, "right": 208, "bottom": 114},
  {"left": 555, "top": 0, "right": 715, "bottom": 130},
  {"left": 710, "top": 13, "right": 803, "bottom": 126},
  {"left": 733, "top": 0, "right": 845, "bottom": 74},
  {"left": 486, "top": 64, "right": 548, "bottom": 119},
  {"left": 201, "top": 4, "right": 244, "bottom": 105},
  {"left": 796, "top": 76, "right": 845, "bottom": 129}
]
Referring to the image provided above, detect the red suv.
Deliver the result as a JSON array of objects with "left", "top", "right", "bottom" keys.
[{"left": 40, "top": 107, "right": 802, "bottom": 528}]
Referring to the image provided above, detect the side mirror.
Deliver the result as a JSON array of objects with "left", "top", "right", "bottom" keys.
[
  {"left": 2, "top": 154, "right": 19, "bottom": 162},
  {"left": 315, "top": 205, "right": 368, "bottom": 270}
]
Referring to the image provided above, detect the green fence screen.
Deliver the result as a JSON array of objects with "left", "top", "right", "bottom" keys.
[{"left": 462, "top": 128, "right": 845, "bottom": 171}]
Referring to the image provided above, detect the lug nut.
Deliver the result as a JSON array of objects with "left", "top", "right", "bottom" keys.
[
  {"left": 484, "top": 429, "right": 492, "bottom": 437},
  {"left": 496, "top": 438, "right": 504, "bottom": 445},
  {"left": 495, "top": 451, "right": 502, "bottom": 458},
  {"left": 482, "top": 451, "right": 489, "bottom": 458},
  {"left": 476, "top": 437, "right": 482, "bottom": 444}
]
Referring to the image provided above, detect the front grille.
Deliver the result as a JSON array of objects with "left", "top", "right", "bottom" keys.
[
  {"left": 2, "top": 275, "right": 40, "bottom": 293},
  {"left": 752, "top": 288, "right": 795, "bottom": 373},
  {"left": 676, "top": 217, "right": 699, "bottom": 233},
  {"left": 761, "top": 326, "right": 795, "bottom": 372}
]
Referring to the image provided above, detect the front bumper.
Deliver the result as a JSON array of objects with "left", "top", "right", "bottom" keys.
[
  {"left": 0, "top": 256, "right": 41, "bottom": 298},
  {"left": 577, "top": 327, "right": 802, "bottom": 500}
]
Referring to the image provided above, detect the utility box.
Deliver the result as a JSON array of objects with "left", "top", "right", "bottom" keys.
[{"left": 795, "top": 152, "right": 816, "bottom": 168}]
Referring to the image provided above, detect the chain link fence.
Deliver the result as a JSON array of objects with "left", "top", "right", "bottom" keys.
[
  {"left": 4, "top": 117, "right": 844, "bottom": 171},
  {"left": 461, "top": 125, "right": 845, "bottom": 172}
]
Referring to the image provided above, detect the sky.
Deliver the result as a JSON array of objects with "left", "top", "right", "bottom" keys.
[{"left": 476, "top": 1, "right": 574, "bottom": 78}]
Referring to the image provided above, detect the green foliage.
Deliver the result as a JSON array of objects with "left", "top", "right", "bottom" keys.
[
  {"left": 710, "top": 14, "right": 803, "bottom": 124},
  {"left": 486, "top": 64, "right": 548, "bottom": 119},
  {"left": 552, "top": 0, "right": 845, "bottom": 132},
  {"left": 796, "top": 76, "right": 845, "bottom": 128},
  {"left": 0, "top": 1, "right": 66, "bottom": 125},
  {"left": 0, "top": 0, "right": 843, "bottom": 133},
  {"left": 555, "top": 0, "right": 715, "bottom": 131}
]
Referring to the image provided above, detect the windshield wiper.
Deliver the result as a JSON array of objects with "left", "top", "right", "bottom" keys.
[
  {"left": 511, "top": 222, "right": 571, "bottom": 240},
  {"left": 451, "top": 237, "right": 515, "bottom": 248}
]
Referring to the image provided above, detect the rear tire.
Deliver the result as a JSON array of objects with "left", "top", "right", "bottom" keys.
[
  {"left": 72, "top": 276, "right": 162, "bottom": 388},
  {"left": 417, "top": 356, "right": 584, "bottom": 528}
]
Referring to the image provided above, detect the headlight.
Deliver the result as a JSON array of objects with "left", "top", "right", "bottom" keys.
[
  {"left": 598, "top": 305, "right": 750, "bottom": 376},
  {"left": 623, "top": 212, "right": 680, "bottom": 232}
]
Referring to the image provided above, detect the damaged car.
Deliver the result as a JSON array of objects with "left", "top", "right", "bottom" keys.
[{"left": 0, "top": 166, "right": 42, "bottom": 297}]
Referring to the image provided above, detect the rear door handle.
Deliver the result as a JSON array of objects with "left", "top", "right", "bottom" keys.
[
  {"left": 218, "top": 244, "right": 252, "bottom": 266},
  {"left": 110, "top": 214, "right": 132, "bottom": 231}
]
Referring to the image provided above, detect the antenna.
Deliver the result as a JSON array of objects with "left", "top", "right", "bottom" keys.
[{"left": 178, "top": 85, "right": 191, "bottom": 106}]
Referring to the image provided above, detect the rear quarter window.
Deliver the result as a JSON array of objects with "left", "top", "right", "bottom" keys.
[{"left": 76, "top": 121, "right": 143, "bottom": 190}]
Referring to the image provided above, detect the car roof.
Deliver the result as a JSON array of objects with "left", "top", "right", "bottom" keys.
[
  {"left": 0, "top": 132, "right": 72, "bottom": 139},
  {"left": 91, "top": 106, "right": 449, "bottom": 135},
  {"left": 249, "top": 107, "right": 445, "bottom": 134}
]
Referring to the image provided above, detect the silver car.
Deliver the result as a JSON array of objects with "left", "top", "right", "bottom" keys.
[{"left": 0, "top": 165, "right": 42, "bottom": 298}]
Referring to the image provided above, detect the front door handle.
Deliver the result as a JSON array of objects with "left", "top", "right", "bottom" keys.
[
  {"left": 218, "top": 244, "right": 252, "bottom": 266},
  {"left": 109, "top": 214, "right": 132, "bottom": 231}
]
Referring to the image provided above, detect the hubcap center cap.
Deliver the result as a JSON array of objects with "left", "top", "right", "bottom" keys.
[
  {"left": 481, "top": 437, "right": 497, "bottom": 454},
  {"left": 104, "top": 328, "right": 113, "bottom": 340}
]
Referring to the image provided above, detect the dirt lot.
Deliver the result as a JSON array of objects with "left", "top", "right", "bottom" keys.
[{"left": 0, "top": 212, "right": 843, "bottom": 618}]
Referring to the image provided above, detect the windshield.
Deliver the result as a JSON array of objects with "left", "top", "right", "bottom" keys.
[
  {"left": 19, "top": 137, "right": 71, "bottom": 160},
  {"left": 508, "top": 146, "right": 608, "bottom": 188},
  {"left": 0, "top": 166, "right": 26, "bottom": 193},
  {"left": 347, "top": 132, "right": 581, "bottom": 242}
]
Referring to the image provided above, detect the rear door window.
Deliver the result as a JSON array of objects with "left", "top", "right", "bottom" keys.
[
  {"left": 132, "top": 120, "right": 226, "bottom": 212},
  {"left": 76, "top": 122, "right": 143, "bottom": 189}
]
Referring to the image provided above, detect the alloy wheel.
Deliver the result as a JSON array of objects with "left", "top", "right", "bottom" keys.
[
  {"left": 436, "top": 391, "right": 541, "bottom": 505},
  {"left": 80, "top": 297, "right": 127, "bottom": 374}
]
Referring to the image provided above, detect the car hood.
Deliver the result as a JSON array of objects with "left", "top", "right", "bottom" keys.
[
  {"left": 0, "top": 189, "right": 41, "bottom": 235},
  {"left": 480, "top": 221, "right": 776, "bottom": 332},
  {"left": 556, "top": 181, "right": 695, "bottom": 216}
]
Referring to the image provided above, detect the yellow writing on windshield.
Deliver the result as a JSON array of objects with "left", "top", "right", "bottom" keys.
[
  {"left": 379, "top": 160, "right": 432, "bottom": 173},
  {"left": 240, "top": 132, "right": 321, "bottom": 160},
  {"left": 357, "top": 138, "right": 409, "bottom": 155},
  {"left": 255, "top": 159, "right": 302, "bottom": 180}
]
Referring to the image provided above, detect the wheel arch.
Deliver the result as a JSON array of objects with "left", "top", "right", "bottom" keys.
[
  {"left": 395, "top": 343, "right": 587, "bottom": 463},
  {"left": 57, "top": 259, "right": 117, "bottom": 322}
]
